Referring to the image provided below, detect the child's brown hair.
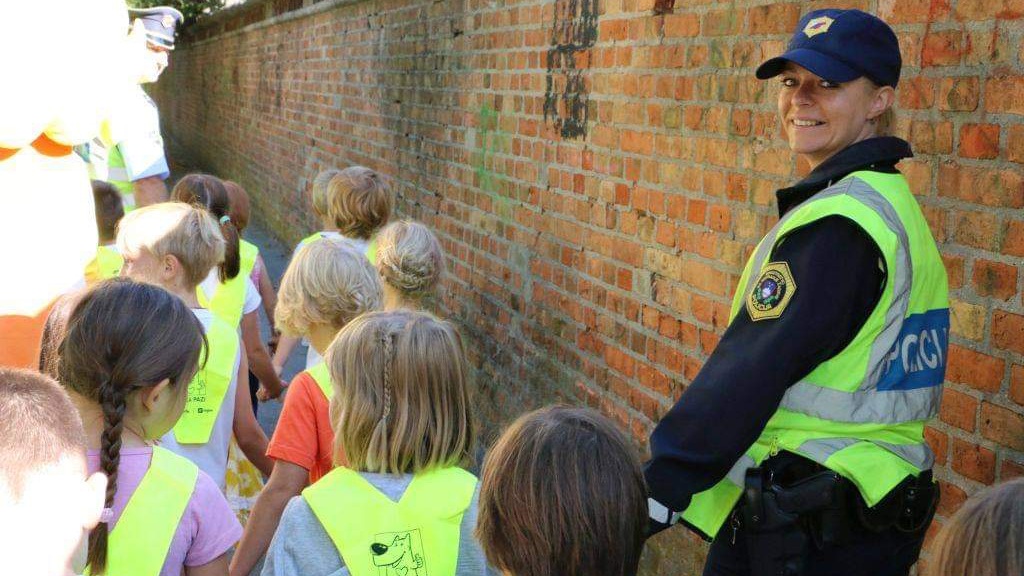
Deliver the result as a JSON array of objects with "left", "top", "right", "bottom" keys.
[
  {"left": 475, "top": 406, "right": 648, "bottom": 576},
  {"left": 927, "top": 478, "right": 1024, "bottom": 576},
  {"left": 91, "top": 180, "right": 124, "bottom": 244},
  {"left": 223, "top": 180, "right": 251, "bottom": 233},
  {"left": 325, "top": 309, "right": 474, "bottom": 474},
  {"left": 56, "top": 279, "right": 206, "bottom": 574},
  {"left": 326, "top": 166, "right": 393, "bottom": 240},
  {"left": 0, "top": 368, "right": 86, "bottom": 499},
  {"left": 172, "top": 173, "right": 240, "bottom": 282},
  {"left": 311, "top": 168, "right": 341, "bottom": 222}
]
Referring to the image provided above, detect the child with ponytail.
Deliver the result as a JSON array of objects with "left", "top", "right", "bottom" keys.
[
  {"left": 50, "top": 279, "right": 241, "bottom": 576},
  {"left": 260, "top": 310, "right": 490, "bottom": 576},
  {"left": 117, "top": 202, "right": 273, "bottom": 488},
  {"left": 172, "top": 174, "right": 285, "bottom": 400}
]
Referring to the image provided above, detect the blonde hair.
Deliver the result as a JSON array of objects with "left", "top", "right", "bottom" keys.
[
  {"left": 927, "top": 478, "right": 1024, "bottom": 576},
  {"left": 326, "top": 309, "right": 475, "bottom": 474},
  {"left": 326, "top": 166, "right": 393, "bottom": 240},
  {"left": 117, "top": 202, "right": 225, "bottom": 288},
  {"left": 274, "top": 238, "right": 383, "bottom": 336},
  {"left": 311, "top": 168, "right": 341, "bottom": 221},
  {"left": 376, "top": 220, "right": 446, "bottom": 301}
]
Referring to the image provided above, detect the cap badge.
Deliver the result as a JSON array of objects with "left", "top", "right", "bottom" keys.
[
  {"left": 162, "top": 14, "right": 176, "bottom": 28},
  {"left": 803, "top": 16, "right": 834, "bottom": 38}
]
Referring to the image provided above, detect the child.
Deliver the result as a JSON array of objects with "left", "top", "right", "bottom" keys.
[
  {"left": 173, "top": 174, "right": 285, "bottom": 400},
  {"left": 230, "top": 237, "right": 383, "bottom": 576},
  {"left": 274, "top": 166, "right": 393, "bottom": 371},
  {"left": 260, "top": 309, "right": 487, "bottom": 576},
  {"left": 376, "top": 220, "right": 446, "bottom": 310},
  {"left": 475, "top": 406, "right": 648, "bottom": 576},
  {"left": 50, "top": 279, "right": 242, "bottom": 575},
  {"left": 223, "top": 179, "right": 278, "bottom": 341},
  {"left": 927, "top": 478, "right": 1024, "bottom": 576},
  {"left": 117, "top": 202, "right": 273, "bottom": 488},
  {"left": 0, "top": 368, "right": 107, "bottom": 576},
  {"left": 84, "top": 180, "right": 126, "bottom": 284}
]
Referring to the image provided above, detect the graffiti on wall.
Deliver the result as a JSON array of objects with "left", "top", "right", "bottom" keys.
[{"left": 543, "top": 0, "right": 598, "bottom": 139}]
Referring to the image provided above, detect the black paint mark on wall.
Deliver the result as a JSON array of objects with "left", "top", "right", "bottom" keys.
[{"left": 543, "top": 0, "right": 598, "bottom": 140}]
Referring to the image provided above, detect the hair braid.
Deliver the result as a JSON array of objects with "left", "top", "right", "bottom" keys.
[{"left": 86, "top": 379, "right": 127, "bottom": 574}]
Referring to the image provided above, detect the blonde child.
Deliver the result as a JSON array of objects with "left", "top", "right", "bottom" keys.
[
  {"left": 173, "top": 174, "right": 285, "bottom": 400},
  {"left": 230, "top": 237, "right": 383, "bottom": 576},
  {"left": 48, "top": 279, "right": 242, "bottom": 575},
  {"left": 259, "top": 309, "right": 488, "bottom": 576},
  {"left": 117, "top": 202, "right": 273, "bottom": 488},
  {"left": 273, "top": 166, "right": 393, "bottom": 371},
  {"left": 84, "top": 180, "right": 126, "bottom": 284},
  {"left": 927, "top": 478, "right": 1024, "bottom": 576},
  {"left": 475, "top": 407, "right": 648, "bottom": 576},
  {"left": 0, "top": 368, "right": 107, "bottom": 576},
  {"left": 376, "top": 220, "right": 446, "bottom": 310}
]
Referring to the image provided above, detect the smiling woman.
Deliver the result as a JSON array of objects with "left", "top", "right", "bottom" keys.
[{"left": 643, "top": 9, "right": 950, "bottom": 576}]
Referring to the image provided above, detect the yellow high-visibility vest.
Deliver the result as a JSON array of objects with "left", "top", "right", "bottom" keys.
[
  {"left": 85, "top": 447, "right": 198, "bottom": 576},
  {"left": 173, "top": 316, "right": 239, "bottom": 444},
  {"left": 304, "top": 466, "right": 477, "bottom": 576}
]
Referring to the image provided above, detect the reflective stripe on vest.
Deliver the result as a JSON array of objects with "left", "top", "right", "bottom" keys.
[
  {"left": 300, "top": 233, "right": 379, "bottom": 265},
  {"left": 308, "top": 362, "right": 332, "bottom": 400},
  {"left": 84, "top": 245, "right": 124, "bottom": 285},
  {"left": 105, "top": 144, "right": 135, "bottom": 211},
  {"left": 173, "top": 316, "right": 239, "bottom": 444},
  {"left": 681, "top": 171, "right": 949, "bottom": 539},
  {"left": 304, "top": 466, "right": 477, "bottom": 576},
  {"left": 87, "top": 447, "right": 198, "bottom": 576},
  {"left": 197, "top": 244, "right": 258, "bottom": 328}
]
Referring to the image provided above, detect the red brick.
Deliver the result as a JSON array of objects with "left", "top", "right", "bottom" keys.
[
  {"left": 924, "top": 426, "right": 949, "bottom": 465},
  {"left": 993, "top": 311, "right": 1024, "bottom": 355},
  {"left": 922, "top": 30, "right": 963, "bottom": 66},
  {"left": 908, "top": 121, "right": 953, "bottom": 154},
  {"left": 951, "top": 437, "right": 996, "bottom": 484},
  {"left": 1011, "top": 364, "right": 1024, "bottom": 406},
  {"left": 972, "top": 259, "right": 1018, "bottom": 300},
  {"left": 939, "top": 77, "right": 980, "bottom": 111},
  {"left": 1004, "top": 219, "right": 1024, "bottom": 256},
  {"left": 947, "top": 344, "right": 1005, "bottom": 393},
  {"left": 980, "top": 402, "right": 1024, "bottom": 451},
  {"left": 879, "top": 0, "right": 951, "bottom": 23},
  {"left": 986, "top": 74, "right": 1024, "bottom": 115},
  {"left": 939, "top": 387, "right": 978, "bottom": 431},
  {"left": 938, "top": 163, "right": 1023, "bottom": 209},
  {"left": 951, "top": 210, "right": 1001, "bottom": 250},
  {"left": 747, "top": 4, "right": 800, "bottom": 34},
  {"left": 664, "top": 13, "right": 700, "bottom": 38},
  {"left": 955, "top": 0, "right": 1024, "bottom": 20},
  {"left": 958, "top": 124, "right": 1000, "bottom": 159},
  {"left": 1008, "top": 125, "right": 1024, "bottom": 164},
  {"left": 1001, "top": 458, "right": 1024, "bottom": 480},
  {"left": 898, "top": 76, "right": 935, "bottom": 110},
  {"left": 942, "top": 254, "right": 965, "bottom": 289},
  {"left": 936, "top": 481, "right": 967, "bottom": 517}
]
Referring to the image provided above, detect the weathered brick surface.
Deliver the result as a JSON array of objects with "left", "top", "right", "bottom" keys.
[{"left": 154, "top": 0, "right": 1024, "bottom": 571}]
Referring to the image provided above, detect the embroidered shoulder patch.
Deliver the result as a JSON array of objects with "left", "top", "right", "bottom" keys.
[
  {"left": 803, "top": 15, "right": 834, "bottom": 38},
  {"left": 746, "top": 262, "right": 796, "bottom": 321}
]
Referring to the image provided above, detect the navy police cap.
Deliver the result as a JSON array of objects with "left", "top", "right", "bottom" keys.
[
  {"left": 129, "top": 6, "right": 184, "bottom": 50},
  {"left": 756, "top": 9, "right": 901, "bottom": 88}
]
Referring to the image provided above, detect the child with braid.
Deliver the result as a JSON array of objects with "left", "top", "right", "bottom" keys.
[
  {"left": 117, "top": 202, "right": 273, "bottom": 488},
  {"left": 230, "top": 238, "right": 383, "bottom": 576},
  {"left": 375, "top": 220, "right": 447, "bottom": 311},
  {"left": 260, "top": 310, "right": 490, "bottom": 576},
  {"left": 48, "top": 279, "right": 241, "bottom": 576}
]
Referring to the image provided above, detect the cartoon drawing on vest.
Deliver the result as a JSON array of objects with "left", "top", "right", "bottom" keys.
[{"left": 370, "top": 530, "right": 426, "bottom": 576}]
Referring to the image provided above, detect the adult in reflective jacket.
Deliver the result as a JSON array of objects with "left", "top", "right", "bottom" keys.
[{"left": 644, "top": 10, "right": 948, "bottom": 576}]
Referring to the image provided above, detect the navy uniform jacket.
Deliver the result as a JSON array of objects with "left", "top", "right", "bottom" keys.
[{"left": 644, "top": 137, "right": 914, "bottom": 535}]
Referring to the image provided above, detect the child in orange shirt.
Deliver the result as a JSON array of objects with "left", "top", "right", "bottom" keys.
[{"left": 230, "top": 237, "right": 383, "bottom": 576}]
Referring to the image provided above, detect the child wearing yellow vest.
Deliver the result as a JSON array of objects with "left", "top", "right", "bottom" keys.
[
  {"left": 0, "top": 367, "right": 107, "bottom": 576},
  {"left": 273, "top": 166, "right": 394, "bottom": 373},
  {"left": 230, "top": 237, "right": 384, "bottom": 576},
  {"left": 43, "top": 280, "right": 241, "bottom": 576},
  {"left": 375, "top": 220, "right": 447, "bottom": 311},
  {"left": 260, "top": 310, "right": 490, "bottom": 576},
  {"left": 475, "top": 407, "right": 649, "bottom": 576},
  {"left": 117, "top": 203, "right": 274, "bottom": 490},
  {"left": 83, "top": 180, "right": 126, "bottom": 284}
]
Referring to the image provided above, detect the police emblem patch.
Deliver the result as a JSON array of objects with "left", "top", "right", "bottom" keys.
[
  {"left": 803, "top": 16, "right": 834, "bottom": 38},
  {"left": 746, "top": 261, "right": 796, "bottom": 321},
  {"left": 162, "top": 14, "right": 176, "bottom": 28}
]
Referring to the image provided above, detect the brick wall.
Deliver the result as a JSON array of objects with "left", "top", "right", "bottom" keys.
[{"left": 153, "top": 0, "right": 1024, "bottom": 572}]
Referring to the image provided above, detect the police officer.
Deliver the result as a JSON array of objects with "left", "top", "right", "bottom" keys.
[
  {"left": 88, "top": 6, "right": 182, "bottom": 211},
  {"left": 644, "top": 10, "right": 948, "bottom": 576}
]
